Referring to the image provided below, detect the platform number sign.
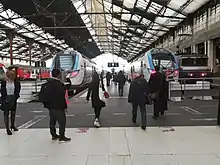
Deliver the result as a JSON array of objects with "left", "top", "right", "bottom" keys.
[{"left": 107, "top": 62, "right": 119, "bottom": 67}]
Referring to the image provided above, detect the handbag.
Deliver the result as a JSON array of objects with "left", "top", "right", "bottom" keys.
[{"left": 99, "top": 81, "right": 109, "bottom": 106}]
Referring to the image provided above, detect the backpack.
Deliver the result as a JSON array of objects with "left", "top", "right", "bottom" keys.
[{"left": 39, "top": 82, "right": 49, "bottom": 103}]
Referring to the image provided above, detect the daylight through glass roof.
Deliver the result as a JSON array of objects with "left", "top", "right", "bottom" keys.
[
  {"left": 0, "top": 3, "right": 69, "bottom": 62},
  {"left": 73, "top": 0, "right": 210, "bottom": 60}
]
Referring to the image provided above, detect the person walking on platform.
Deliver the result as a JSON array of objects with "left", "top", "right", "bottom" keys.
[
  {"left": 86, "top": 71, "right": 106, "bottom": 128},
  {"left": 148, "top": 66, "right": 166, "bottom": 120},
  {"left": 128, "top": 73, "right": 148, "bottom": 130},
  {"left": 106, "top": 72, "right": 112, "bottom": 86},
  {"left": 1, "top": 69, "right": 21, "bottom": 135},
  {"left": 117, "top": 71, "right": 126, "bottom": 96},
  {"left": 40, "top": 69, "right": 71, "bottom": 142},
  {"left": 113, "top": 72, "right": 117, "bottom": 85}
]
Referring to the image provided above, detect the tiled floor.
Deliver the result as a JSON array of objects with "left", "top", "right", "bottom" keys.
[{"left": 1, "top": 126, "right": 220, "bottom": 165}]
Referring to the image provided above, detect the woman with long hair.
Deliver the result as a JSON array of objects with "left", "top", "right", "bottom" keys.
[
  {"left": 1, "top": 69, "right": 21, "bottom": 135},
  {"left": 86, "top": 71, "right": 106, "bottom": 128}
]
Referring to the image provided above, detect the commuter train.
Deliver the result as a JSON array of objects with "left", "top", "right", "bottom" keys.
[
  {"left": 9, "top": 65, "right": 50, "bottom": 80},
  {"left": 0, "top": 62, "right": 50, "bottom": 81},
  {"left": 129, "top": 48, "right": 179, "bottom": 81},
  {"left": 176, "top": 53, "right": 213, "bottom": 83},
  {"left": 50, "top": 50, "right": 106, "bottom": 92}
]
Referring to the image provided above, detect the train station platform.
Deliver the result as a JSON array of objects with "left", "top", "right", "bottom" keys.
[
  {"left": 1, "top": 127, "right": 220, "bottom": 164},
  {"left": 0, "top": 81, "right": 220, "bottom": 164}
]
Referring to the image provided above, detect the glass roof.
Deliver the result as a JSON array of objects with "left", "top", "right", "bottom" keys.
[
  {"left": 73, "top": 0, "right": 209, "bottom": 60},
  {"left": 0, "top": 3, "right": 69, "bottom": 62}
]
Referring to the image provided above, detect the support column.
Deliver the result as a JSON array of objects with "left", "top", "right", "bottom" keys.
[
  {"left": 191, "top": 45, "right": 199, "bottom": 54},
  {"left": 204, "top": 41, "right": 208, "bottom": 55},
  {"left": 207, "top": 39, "right": 216, "bottom": 72},
  {"left": 39, "top": 45, "right": 46, "bottom": 80},
  {"left": 6, "top": 31, "right": 15, "bottom": 65},
  {"left": 26, "top": 39, "right": 34, "bottom": 66},
  {"left": 40, "top": 45, "right": 46, "bottom": 60},
  {"left": 182, "top": 48, "right": 187, "bottom": 53}
]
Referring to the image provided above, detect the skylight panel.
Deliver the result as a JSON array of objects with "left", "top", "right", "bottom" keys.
[
  {"left": 103, "top": 1, "right": 112, "bottom": 10},
  {"left": 121, "top": 14, "right": 131, "bottom": 21},
  {"left": 74, "top": 0, "right": 83, "bottom": 9},
  {"left": 23, "top": 32, "right": 37, "bottom": 39},
  {"left": 164, "top": 8, "right": 176, "bottom": 17},
  {"left": 155, "top": 17, "right": 169, "bottom": 24},
  {"left": 77, "top": 6, "right": 86, "bottom": 13},
  {"left": 137, "top": 29, "right": 143, "bottom": 33},
  {"left": 113, "top": 18, "right": 120, "bottom": 25},
  {"left": 123, "top": 0, "right": 135, "bottom": 9},
  {"left": 168, "top": 0, "right": 187, "bottom": 10},
  {"left": 131, "top": 15, "right": 141, "bottom": 22},
  {"left": 12, "top": 18, "right": 27, "bottom": 26},
  {"left": 113, "top": 5, "right": 122, "bottom": 12},
  {"left": 142, "top": 18, "right": 151, "bottom": 25},
  {"left": 0, "top": 20, "right": 16, "bottom": 29},
  {"left": 166, "top": 20, "right": 180, "bottom": 27},
  {"left": 157, "top": 31, "right": 166, "bottom": 36},
  {"left": 136, "top": 0, "right": 148, "bottom": 10},
  {"left": 86, "top": 22, "right": 92, "bottom": 27}
]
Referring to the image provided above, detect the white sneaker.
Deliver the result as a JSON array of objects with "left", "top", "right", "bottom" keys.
[{"left": 94, "top": 118, "right": 100, "bottom": 128}]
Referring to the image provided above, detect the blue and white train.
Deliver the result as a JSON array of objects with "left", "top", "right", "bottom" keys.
[
  {"left": 129, "top": 48, "right": 179, "bottom": 81},
  {"left": 50, "top": 50, "right": 104, "bottom": 92}
]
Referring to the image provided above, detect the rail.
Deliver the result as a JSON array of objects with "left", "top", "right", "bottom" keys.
[
  {"left": 167, "top": 77, "right": 220, "bottom": 100},
  {"left": 166, "top": 77, "right": 220, "bottom": 125}
]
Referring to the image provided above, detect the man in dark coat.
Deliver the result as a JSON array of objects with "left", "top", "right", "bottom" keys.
[
  {"left": 43, "top": 69, "right": 71, "bottom": 142},
  {"left": 117, "top": 71, "right": 126, "bottom": 96},
  {"left": 148, "top": 66, "right": 167, "bottom": 119},
  {"left": 128, "top": 74, "right": 149, "bottom": 130},
  {"left": 106, "top": 72, "right": 112, "bottom": 86}
]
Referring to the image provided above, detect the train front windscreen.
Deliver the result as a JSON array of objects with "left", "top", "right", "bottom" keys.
[
  {"left": 181, "top": 57, "right": 208, "bottom": 66},
  {"left": 51, "top": 54, "right": 76, "bottom": 72},
  {"left": 152, "top": 52, "right": 179, "bottom": 79}
]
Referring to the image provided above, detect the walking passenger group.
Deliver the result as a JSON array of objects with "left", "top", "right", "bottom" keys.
[{"left": 0, "top": 66, "right": 167, "bottom": 141}]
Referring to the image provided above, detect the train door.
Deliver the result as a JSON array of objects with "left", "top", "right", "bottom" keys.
[{"left": 81, "top": 61, "right": 86, "bottom": 84}]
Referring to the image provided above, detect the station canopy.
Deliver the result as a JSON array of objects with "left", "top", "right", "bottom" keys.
[
  {"left": 74, "top": 0, "right": 210, "bottom": 61},
  {"left": 0, "top": 0, "right": 210, "bottom": 62},
  {"left": 0, "top": 3, "right": 71, "bottom": 62}
]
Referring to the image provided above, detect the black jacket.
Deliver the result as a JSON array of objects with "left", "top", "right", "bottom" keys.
[
  {"left": 44, "top": 78, "right": 67, "bottom": 110},
  {"left": 1, "top": 80, "right": 21, "bottom": 110},
  {"left": 117, "top": 72, "right": 126, "bottom": 86},
  {"left": 148, "top": 71, "right": 163, "bottom": 93},
  {"left": 128, "top": 77, "right": 148, "bottom": 104},
  {"left": 86, "top": 77, "right": 105, "bottom": 108}
]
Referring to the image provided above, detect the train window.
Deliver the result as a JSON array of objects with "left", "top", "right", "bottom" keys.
[
  {"left": 32, "top": 70, "right": 34, "bottom": 74},
  {"left": 182, "top": 57, "right": 208, "bottom": 66},
  {"left": 59, "top": 54, "right": 75, "bottom": 71}
]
